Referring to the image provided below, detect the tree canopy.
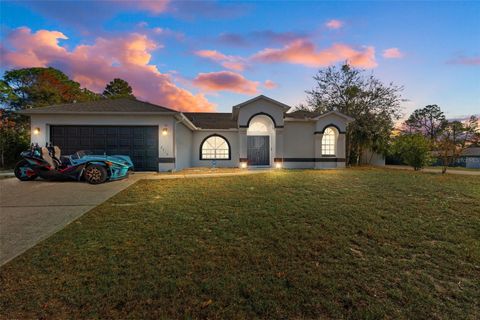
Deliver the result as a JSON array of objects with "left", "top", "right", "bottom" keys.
[
  {"left": 0, "top": 67, "right": 100, "bottom": 111},
  {"left": 404, "top": 104, "right": 446, "bottom": 142},
  {"left": 399, "top": 104, "right": 479, "bottom": 173},
  {"left": 103, "top": 78, "right": 135, "bottom": 99},
  {"left": 0, "top": 67, "right": 102, "bottom": 168},
  {"left": 303, "top": 63, "right": 403, "bottom": 165}
]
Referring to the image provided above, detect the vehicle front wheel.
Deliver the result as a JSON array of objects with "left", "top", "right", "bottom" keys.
[
  {"left": 14, "top": 160, "right": 37, "bottom": 181},
  {"left": 84, "top": 164, "right": 108, "bottom": 184}
]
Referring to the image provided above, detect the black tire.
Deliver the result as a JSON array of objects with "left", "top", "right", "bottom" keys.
[
  {"left": 84, "top": 164, "right": 108, "bottom": 184},
  {"left": 14, "top": 160, "right": 38, "bottom": 181}
]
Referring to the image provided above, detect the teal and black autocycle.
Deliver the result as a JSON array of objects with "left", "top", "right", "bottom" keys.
[{"left": 14, "top": 144, "right": 134, "bottom": 184}]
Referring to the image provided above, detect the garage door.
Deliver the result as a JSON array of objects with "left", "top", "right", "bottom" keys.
[{"left": 50, "top": 126, "right": 159, "bottom": 171}]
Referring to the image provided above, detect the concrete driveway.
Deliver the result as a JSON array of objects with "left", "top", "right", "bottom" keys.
[{"left": 0, "top": 174, "right": 148, "bottom": 265}]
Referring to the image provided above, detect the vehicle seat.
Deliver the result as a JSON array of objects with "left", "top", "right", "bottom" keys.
[
  {"left": 53, "top": 146, "right": 61, "bottom": 159},
  {"left": 41, "top": 147, "right": 56, "bottom": 168},
  {"left": 52, "top": 146, "right": 62, "bottom": 166}
]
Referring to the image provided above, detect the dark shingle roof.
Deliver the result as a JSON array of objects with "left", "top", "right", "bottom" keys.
[
  {"left": 462, "top": 147, "right": 480, "bottom": 156},
  {"left": 184, "top": 112, "right": 236, "bottom": 129},
  {"left": 18, "top": 98, "right": 177, "bottom": 114},
  {"left": 285, "top": 110, "right": 321, "bottom": 119}
]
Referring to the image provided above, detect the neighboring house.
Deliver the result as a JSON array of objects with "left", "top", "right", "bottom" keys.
[
  {"left": 432, "top": 147, "right": 480, "bottom": 169},
  {"left": 19, "top": 95, "right": 358, "bottom": 172},
  {"left": 463, "top": 147, "right": 480, "bottom": 169}
]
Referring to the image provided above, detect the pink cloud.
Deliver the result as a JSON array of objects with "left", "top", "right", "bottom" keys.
[
  {"left": 447, "top": 55, "right": 480, "bottom": 66},
  {"left": 1, "top": 27, "right": 214, "bottom": 112},
  {"left": 383, "top": 48, "right": 404, "bottom": 59},
  {"left": 217, "top": 30, "right": 309, "bottom": 47},
  {"left": 135, "top": 0, "right": 170, "bottom": 14},
  {"left": 195, "top": 49, "right": 246, "bottom": 71},
  {"left": 264, "top": 80, "right": 277, "bottom": 89},
  {"left": 192, "top": 71, "right": 258, "bottom": 94},
  {"left": 135, "top": 22, "right": 185, "bottom": 41},
  {"left": 325, "top": 19, "right": 343, "bottom": 29},
  {"left": 252, "top": 40, "right": 377, "bottom": 68}
]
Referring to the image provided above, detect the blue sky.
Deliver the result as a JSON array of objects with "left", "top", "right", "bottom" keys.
[{"left": 1, "top": 0, "right": 479, "bottom": 118}]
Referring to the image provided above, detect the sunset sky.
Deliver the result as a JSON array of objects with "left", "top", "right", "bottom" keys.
[{"left": 1, "top": 1, "right": 479, "bottom": 118}]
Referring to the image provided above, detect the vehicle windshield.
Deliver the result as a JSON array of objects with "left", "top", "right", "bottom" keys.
[{"left": 71, "top": 150, "right": 92, "bottom": 160}]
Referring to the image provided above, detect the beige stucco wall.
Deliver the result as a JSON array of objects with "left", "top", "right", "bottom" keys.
[
  {"left": 29, "top": 114, "right": 175, "bottom": 171},
  {"left": 175, "top": 122, "right": 192, "bottom": 170},
  {"left": 191, "top": 130, "right": 239, "bottom": 167},
  {"left": 237, "top": 100, "right": 285, "bottom": 128},
  {"left": 283, "top": 121, "right": 316, "bottom": 158},
  {"left": 315, "top": 114, "right": 348, "bottom": 133},
  {"left": 281, "top": 117, "right": 348, "bottom": 169}
]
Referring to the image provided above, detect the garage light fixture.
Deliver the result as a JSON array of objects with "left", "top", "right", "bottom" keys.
[
  {"left": 33, "top": 127, "right": 40, "bottom": 135},
  {"left": 162, "top": 127, "right": 168, "bottom": 136}
]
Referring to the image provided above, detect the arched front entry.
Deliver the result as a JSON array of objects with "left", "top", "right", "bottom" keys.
[{"left": 246, "top": 114, "right": 275, "bottom": 166}]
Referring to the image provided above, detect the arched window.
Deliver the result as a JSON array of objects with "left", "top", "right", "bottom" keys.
[
  {"left": 322, "top": 127, "right": 336, "bottom": 156},
  {"left": 248, "top": 121, "right": 268, "bottom": 133},
  {"left": 200, "top": 135, "right": 230, "bottom": 160},
  {"left": 247, "top": 114, "right": 274, "bottom": 135}
]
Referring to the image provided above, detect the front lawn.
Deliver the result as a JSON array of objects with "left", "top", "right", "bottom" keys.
[
  {"left": 426, "top": 166, "right": 480, "bottom": 172},
  {"left": 1, "top": 168, "right": 479, "bottom": 319}
]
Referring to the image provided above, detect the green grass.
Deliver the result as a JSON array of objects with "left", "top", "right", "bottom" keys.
[
  {"left": 426, "top": 166, "right": 480, "bottom": 172},
  {"left": 1, "top": 168, "right": 479, "bottom": 319}
]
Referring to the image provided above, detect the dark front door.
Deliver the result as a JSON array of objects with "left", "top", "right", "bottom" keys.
[
  {"left": 50, "top": 125, "right": 159, "bottom": 171},
  {"left": 247, "top": 136, "right": 270, "bottom": 166}
]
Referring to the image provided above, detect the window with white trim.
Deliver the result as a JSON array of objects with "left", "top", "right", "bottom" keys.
[
  {"left": 201, "top": 135, "right": 230, "bottom": 160},
  {"left": 322, "top": 127, "right": 336, "bottom": 156}
]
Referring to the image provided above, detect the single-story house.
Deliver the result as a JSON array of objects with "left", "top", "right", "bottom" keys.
[
  {"left": 19, "top": 95, "right": 361, "bottom": 172},
  {"left": 431, "top": 147, "right": 480, "bottom": 169},
  {"left": 462, "top": 147, "right": 480, "bottom": 169}
]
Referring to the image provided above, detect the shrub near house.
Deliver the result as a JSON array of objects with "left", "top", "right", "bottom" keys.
[{"left": 390, "top": 133, "right": 432, "bottom": 170}]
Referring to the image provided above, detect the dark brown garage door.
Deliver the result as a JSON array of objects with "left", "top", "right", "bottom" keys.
[{"left": 50, "top": 125, "right": 159, "bottom": 171}]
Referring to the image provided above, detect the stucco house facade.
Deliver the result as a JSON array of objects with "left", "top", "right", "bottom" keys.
[{"left": 20, "top": 95, "right": 356, "bottom": 171}]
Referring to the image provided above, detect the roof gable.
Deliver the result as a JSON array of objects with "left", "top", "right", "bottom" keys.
[{"left": 232, "top": 95, "right": 291, "bottom": 111}]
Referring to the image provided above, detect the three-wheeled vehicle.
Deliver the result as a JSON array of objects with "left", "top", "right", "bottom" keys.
[{"left": 14, "top": 144, "right": 134, "bottom": 184}]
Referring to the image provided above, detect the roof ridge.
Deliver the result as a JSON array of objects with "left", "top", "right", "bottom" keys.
[{"left": 132, "top": 98, "right": 178, "bottom": 112}]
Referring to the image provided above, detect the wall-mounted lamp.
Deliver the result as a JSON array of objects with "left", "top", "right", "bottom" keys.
[
  {"left": 162, "top": 127, "right": 168, "bottom": 136},
  {"left": 33, "top": 127, "right": 40, "bottom": 135},
  {"left": 275, "top": 162, "right": 282, "bottom": 169},
  {"left": 240, "top": 162, "right": 247, "bottom": 169}
]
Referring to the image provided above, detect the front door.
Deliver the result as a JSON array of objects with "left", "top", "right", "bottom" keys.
[{"left": 247, "top": 136, "right": 270, "bottom": 166}]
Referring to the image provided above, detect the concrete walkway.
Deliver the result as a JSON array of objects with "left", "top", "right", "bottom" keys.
[
  {"left": 385, "top": 165, "right": 480, "bottom": 176},
  {"left": 0, "top": 169, "right": 268, "bottom": 265}
]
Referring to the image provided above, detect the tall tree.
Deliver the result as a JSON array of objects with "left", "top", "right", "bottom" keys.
[
  {"left": 304, "top": 64, "right": 403, "bottom": 165},
  {"left": 0, "top": 67, "right": 100, "bottom": 167},
  {"left": 403, "top": 105, "right": 447, "bottom": 143},
  {"left": 0, "top": 67, "right": 100, "bottom": 111},
  {"left": 103, "top": 78, "right": 135, "bottom": 99}
]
